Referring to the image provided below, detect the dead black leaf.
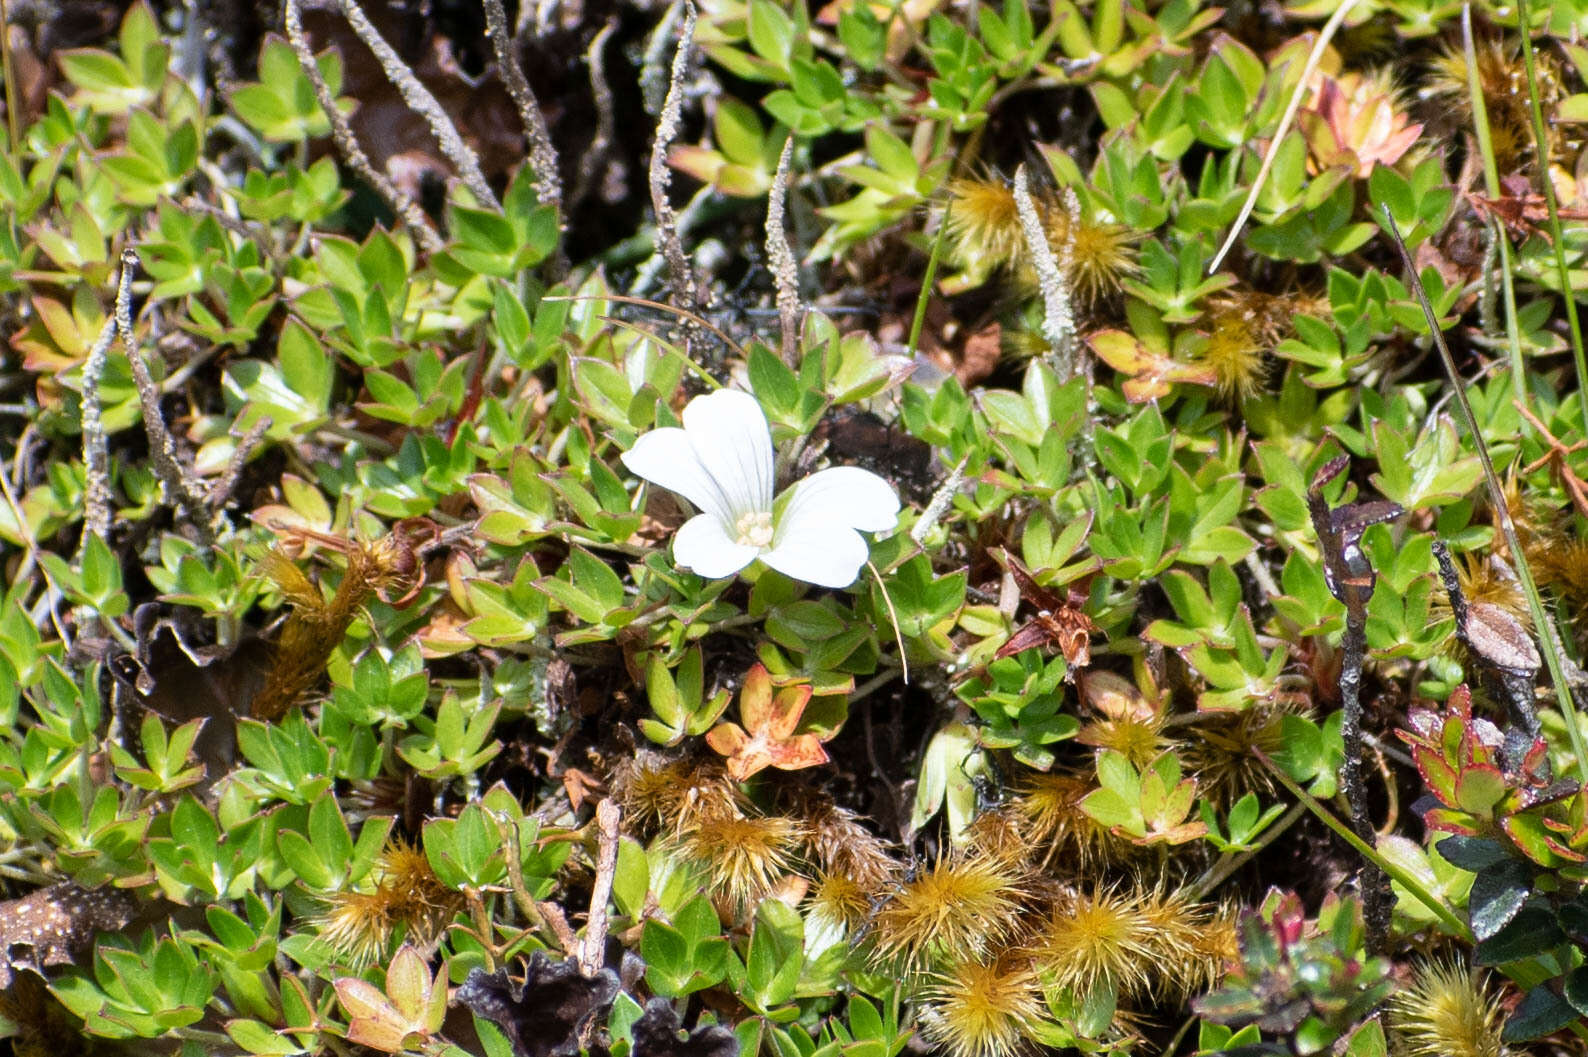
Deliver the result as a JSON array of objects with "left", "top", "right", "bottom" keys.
[
  {"left": 631, "top": 997, "right": 739, "bottom": 1057},
  {"left": 455, "top": 952, "right": 620, "bottom": 1057},
  {"left": 1306, "top": 455, "right": 1403, "bottom": 618},
  {"left": 0, "top": 882, "right": 137, "bottom": 988}
]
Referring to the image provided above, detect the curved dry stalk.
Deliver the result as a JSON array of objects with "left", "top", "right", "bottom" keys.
[
  {"left": 481, "top": 0, "right": 561, "bottom": 219},
  {"left": 336, "top": 0, "right": 500, "bottom": 210},
  {"left": 1206, "top": 0, "right": 1363, "bottom": 275},
  {"left": 572, "top": 19, "right": 619, "bottom": 211},
  {"left": 117, "top": 249, "right": 218, "bottom": 548},
  {"left": 283, "top": 0, "right": 443, "bottom": 254},
  {"left": 544, "top": 292, "right": 745, "bottom": 360}
]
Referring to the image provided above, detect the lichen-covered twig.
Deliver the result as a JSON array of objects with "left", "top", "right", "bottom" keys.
[
  {"left": 336, "top": 0, "right": 500, "bottom": 211},
  {"left": 117, "top": 249, "right": 218, "bottom": 548},
  {"left": 79, "top": 316, "right": 118, "bottom": 549},
  {"left": 1013, "top": 166, "right": 1076, "bottom": 379},
  {"left": 208, "top": 416, "right": 272, "bottom": 512},
  {"left": 481, "top": 0, "right": 561, "bottom": 221},
  {"left": 649, "top": 1, "right": 703, "bottom": 354},
  {"left": 639, "top": 2, "right": 684, "bottom": 117},
  {"left": 765, "top": 137, "right": 801, "bottom": 366},
  {"left": 1433, "top": 540, "right": 1544, "bottom": 762},
  {"left": 283, "top": 0, "right": 444, "bottom": 254},
  {"left": 910, "top": 454, "right": 968, "bottom": 547}
]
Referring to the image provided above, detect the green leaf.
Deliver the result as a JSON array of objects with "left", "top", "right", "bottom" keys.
[
  {"left": 1469, "top": 858, "right": 1532, "bottom": 941},
  {"left": 1475, "top": 906, "right": 1565, "bottom": 965},
  {"left": 277, "top": 317, "right": 332, "bottom": 411},
  {"left": 1503, "top": 985, "right": 1579, "bottom": 1043}
]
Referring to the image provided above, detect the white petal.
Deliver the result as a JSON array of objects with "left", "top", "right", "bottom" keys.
[
  {"left": 759, "top": 520, "right": 871, "bottom": 588},
  {"left": 673, "top": 513, "right": 760, "bottom": 579},
  {"left": 620, "top": 427, "right": 734, "bottom": 523},
  {"left": 779, "top": 466, "right": 901, "bottom": 534},
  {"left": 759, "top": 468, "right": 899, "bottom": 587},
  {"left": 680, "top": 389, "right": 775, "bottom": 519}
]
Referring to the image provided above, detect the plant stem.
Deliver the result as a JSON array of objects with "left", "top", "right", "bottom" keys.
[
  {"left": 1338, "top": 614, "right": 1391, "bottom": 946},
  {"left": 1253, "top": 748, "right": 1471, "bottom": 939}
]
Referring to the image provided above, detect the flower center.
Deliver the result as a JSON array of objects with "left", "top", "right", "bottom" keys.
[{"left": 734, "top": 510, "right": 774, "bottom": 549}]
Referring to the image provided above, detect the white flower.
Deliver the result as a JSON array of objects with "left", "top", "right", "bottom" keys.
[{"left": 621, "top": 389, "right": 901, "bottom": 588}]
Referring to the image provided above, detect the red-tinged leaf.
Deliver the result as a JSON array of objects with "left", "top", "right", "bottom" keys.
[
  {"left": 1503, "top": 812, "right": 1580, "bottom": 867},
  {"left": 1088, "top": 329, "right": 1217, "bottom": 402},
  {"left": 704, "top": 722, "right": 751, "bottom": 760},
  {"left": 334, "top": 978, "right": 413, "bottom": 1053},
  {"left": 1001, "top": 551, "right": 1063, "bottom": 612},
  {"left": 766, "top": 684, "right": 816, "bottom": 741},
  {"left": 1414, "top": 753, "right": 1459, "bottom": 805},
  {"left": 1454, "top": 765, "right": 1508, "bottom": 817},
  {"left": 385, "top": 946, "right": 434, "bottom": 1022},
  {"left": 995, "top": 622, "right": 1053, "bottom": 660},
  {"left": 994, "top": 551, "right": 1098, "bottom": 665},
  {"left": 1138, "top": 820, "right": 1207, "bottom": 845},
  {"left": 668, "top": 144, "right": 727, "bottom": 185},
  {"left": 1422, "top": 807, "right": 1481, "bottom": 835},
  {"left": 706, "top": 665, "right": 832, "bottom": 781},
  {"left": 738, "top": 664, "right": 775, "bottom": 729}
]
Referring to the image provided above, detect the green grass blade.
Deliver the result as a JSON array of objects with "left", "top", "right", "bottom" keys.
[
  {"left": 1383, "top": 206, "right": 1588, "bottom": 789},
  {"left": 1512, "top": 0, "right": 1588, "bottom": 438},
  {"left": 1463, "top": 3, "right": 1526, "bottom": 407}
]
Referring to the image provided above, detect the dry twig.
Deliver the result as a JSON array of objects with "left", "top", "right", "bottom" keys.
[
  {"left": 1516, "top": 401, "right": 1588, "bottom": 518},
  {"left": 572, "top": 19, "right": 619, "bottom": 211},
  {"left": 283, "top": 0, "right": 444, "bottom": 254},
  {"left": 580, "top": 799, "right": 621, "bottom": 978},
  {"left": 117, "top": 249, "right": 218, "bottom": 548},
  {"left": 337, "top": 0, "right": 500, "bottom": 210},
  {"left": 208, "top": 416, "right": 272, "bottom": 512},
  {"left": 481, "top": 0, "right": 561, "bottom": 221}
]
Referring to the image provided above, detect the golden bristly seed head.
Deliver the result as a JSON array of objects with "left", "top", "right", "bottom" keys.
[
  {"left": 1036, "top": 885, "right": 1156, "bottom": 998},
  {"left": 1388, "top": 959, "right": 1505, "bottom": 1057},
  {"left": 870, "top": 853, "right": 1028, "bottom": 970},
  {"left": 920, "top": 953, "right": 1048, "bottom": 1057},
  {"left": 941, "top": 177, "right": 1027, "bottom": 275},
  {"left": 675, "top": 812, "right": 799, "bottom": 915}
]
